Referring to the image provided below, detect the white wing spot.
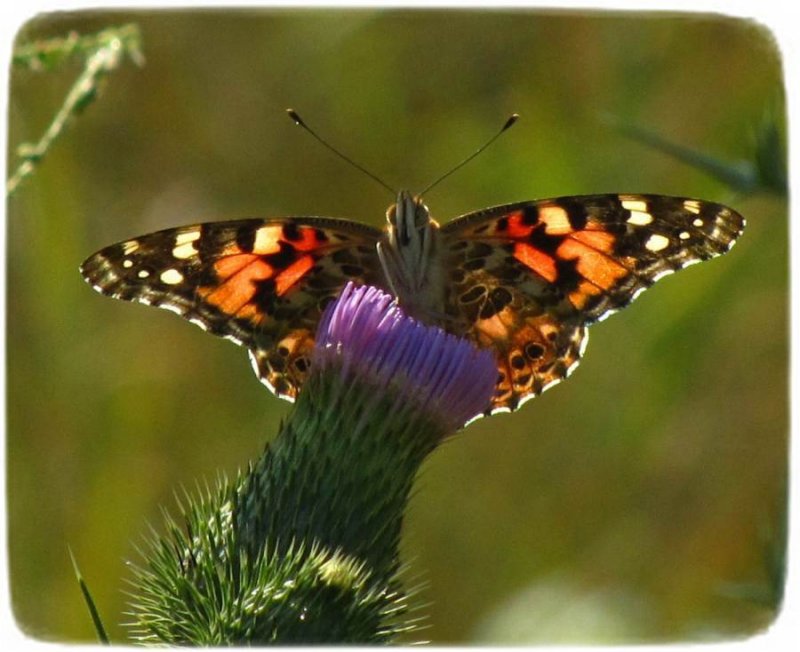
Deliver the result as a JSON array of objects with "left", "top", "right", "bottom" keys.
[
  {"left": 516, "top": 392, "right": 539, "bottom": 409},
  {"left": 464, "top": 412, "right": 486, "bottom": 426},
  {"left": 541, "top": 378, "right": 561, "bottom": 392},
  {"left": 621, "top": 198, "right": 648, "bottom": 212},
  {"left": 137, "top": 269, "right": 150, "bottom": 279},
  {"left": 122, "top": 259, "right": 134, "bottom": 268},
  {"left": 162, "top": 303, "right": 185, "bottom": 316},
  {"left": 683, "top": 200, "right": 702, "bottom": 214},
  {"left": 189, "top": 317, "right": 210, "bottom": 332},
  {"left": 122, "top": 240, "right": 140, "bottom": 255},
  {"left": 175, "top": 230, "right": 201, "bottom": 245},
  {"left": 597, "top": 306, "right": 619, "bottom": 322},
  {"left": 645, "top": 234, "right": 670, "bottom": 252},
  {"left": 626, "top": 210, "right": 653, "bottom": 226},
  {"left": 172, "top": 241, "right": 198, "bottom": 259},
  {"left": 172, "top": 230, "right": 201, "bottom": 259},
  {"left": 652, "top": 268, "right": 676, "bottom": 282},
  {"left": 160, "top": 268, "right": 184, "bottom": 285},
  {"left": 692, "top": 218, "right": 704, "bottom": 227},
  {"left": 578, "top": 330, "right": 590, "bottom": 356},
  {"left": 679, "top": 231, "right": 691, "bottom": 240}
]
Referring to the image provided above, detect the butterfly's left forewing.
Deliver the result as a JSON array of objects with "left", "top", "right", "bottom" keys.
[
  {"left": 440, "top": 194, "right": 745, "bottom": 412},
  {"left": 81, "top": 217, "right": 385, "bottom": 399}
]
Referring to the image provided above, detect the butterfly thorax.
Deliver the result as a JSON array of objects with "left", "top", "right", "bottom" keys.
[{"left": 377, "top": 190, "right": 448, "bottom": 324}]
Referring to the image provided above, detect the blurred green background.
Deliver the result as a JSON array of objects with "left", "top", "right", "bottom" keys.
[{"left": 7, "top": 9, "right": 786, "bottom": 644}]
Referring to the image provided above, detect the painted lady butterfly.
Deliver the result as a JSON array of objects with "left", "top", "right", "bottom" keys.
[{"left": 80, "top": 191, "right": 744, "bottom": 413}]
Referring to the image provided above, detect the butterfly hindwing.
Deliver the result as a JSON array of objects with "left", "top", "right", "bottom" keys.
[
  {"left": 80, "top": 217, "right": 384, "bottom": 399},
  {"left": 441, "top": 194, "right": 745, "bottom": 411}
]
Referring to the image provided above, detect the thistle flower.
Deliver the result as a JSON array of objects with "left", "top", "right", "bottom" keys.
[
  {"left": 129, "top": 283, "right": 497, "bottom": 644},
  {"left": 315, "top": 282, "right": 496, "bottom": 432}
]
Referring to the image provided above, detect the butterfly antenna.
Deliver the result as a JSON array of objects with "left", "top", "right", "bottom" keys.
[
  {"left": 418, "top": 113, "right": 519, "bottom": 197},
  {"left": 286, "top": 109, "right": 397, "bottom": 195}
]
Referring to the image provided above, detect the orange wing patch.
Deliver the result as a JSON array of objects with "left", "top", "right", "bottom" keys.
[
  {"left": 275, "top": 255, "right": 315, "bottom": 295},
  {"left": 505, "top": 211, "right": 535, "bottom": 238},
  {"left": 514, "top": 242, "right": 558, "bottom": 283},
  {"left": 213, "top": 251, "right": 265, "bottom": 278},
  {"left": 475, "top": 311, "right": 511, "bottom": 342},
  {"left": 251, "top": 327, "right": 317, "bottom": 399},
  {"left": 202, "top": 255, "right": 274, "bottom": 314},
  {"left": 568, "top": 280, "right": 604, "bottom": 310},
  {"left": 289, "top": 227, "right": 329, "bottom": 252},
  {"left": 481, "top": 310, "right": 587, "bottom": 412},
  {"left": 570, "top": 228, "right": 616, "bottom": 252},
  {"left": 557, "top": 237, "right": 628, "bottom": 291}
]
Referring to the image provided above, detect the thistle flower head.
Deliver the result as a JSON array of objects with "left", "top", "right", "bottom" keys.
[{"left": 313, "top": 282, "right": 496, "bottom": 432}]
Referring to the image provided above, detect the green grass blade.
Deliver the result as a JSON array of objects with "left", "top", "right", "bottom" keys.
[{"left": 68, "top": 547, "right": 110, "bottom": 644}]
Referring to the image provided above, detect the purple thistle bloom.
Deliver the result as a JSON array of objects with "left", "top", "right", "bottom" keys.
[{"left": 313, "top": 283, "right": 496, "bottom": 432}]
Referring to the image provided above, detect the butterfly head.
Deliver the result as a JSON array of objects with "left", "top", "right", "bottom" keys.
[{"left": 386, "top": 190, "right": 436, "bottom": 246}]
